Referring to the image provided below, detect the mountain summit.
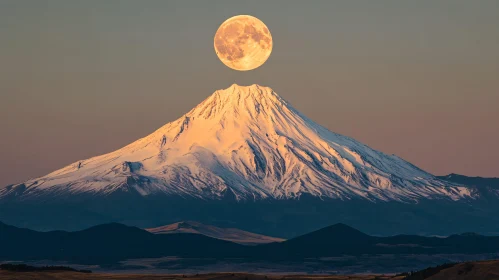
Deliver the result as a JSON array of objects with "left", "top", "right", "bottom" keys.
[{"left": 1, "top": 84, "right": 472, "bottom": 202}]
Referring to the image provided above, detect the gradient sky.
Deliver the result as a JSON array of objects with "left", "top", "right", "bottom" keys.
[{"left": 1, "top": 0, "right": 498, "bottom": 186}]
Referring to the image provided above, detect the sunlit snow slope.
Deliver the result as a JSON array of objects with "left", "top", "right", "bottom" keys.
[
  {"left": 146, "top": 221, "right": 285, "bottom": 245},
  {"left": 1, "top": 84, "right": 473, "bottom": 202}
]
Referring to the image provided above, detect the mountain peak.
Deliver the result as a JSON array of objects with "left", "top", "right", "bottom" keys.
[
  {"left": 326, "top": 223, "right": 370, "bottom": 237},
  {"left": 184, "top": 83, "right": 287, "bottom": 122},
  {"left": 295, "top": 223, "right": 371, "bottom": 240},
  {"left": 222, "top": 83, "right": 283, "bottom": 102},
  {"left": 281, "top": 223, "right": 372, "bottom": 247},
  {"left": 229, "top": 83, "right": 268, "bottom": 90}
]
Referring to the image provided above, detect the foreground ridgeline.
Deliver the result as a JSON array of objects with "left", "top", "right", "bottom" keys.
[
  {"left": 1, "top": 261, "right": 499, "bottom": 280},
  {"left": 2, "top": 221, "right": 499, "bottom": 265}
]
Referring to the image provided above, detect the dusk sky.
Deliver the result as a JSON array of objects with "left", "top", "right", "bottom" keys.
[{"left": 1, "top": 0, "right": 498, "bottom": 187}]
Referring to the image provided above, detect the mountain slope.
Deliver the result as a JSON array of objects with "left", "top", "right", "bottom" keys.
[
  {"left": 146, "top": 221, "right": 284, "bottom": 245},
  {"left": 0, "top": 84, "right": 473, "bottom": 202}
]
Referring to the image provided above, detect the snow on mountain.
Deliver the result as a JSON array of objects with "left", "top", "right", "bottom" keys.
[
  {"left": 0, "top": 84, "right": 474, "bottom": 202},
  {"left": 146, "top": 221, "right": 285, "bottom": 245}
]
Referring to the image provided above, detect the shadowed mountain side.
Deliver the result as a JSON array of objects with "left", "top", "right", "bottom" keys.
[
  {"left": 438, "top": 174, "right": 499, "bottom": 191},
  {"left": 146, "top": 221, "right": 284, "bottom": 245}
]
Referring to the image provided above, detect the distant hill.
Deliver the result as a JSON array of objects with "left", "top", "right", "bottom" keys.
[
  {"left": 256, "top": 223, "right": 499, "bottom": 259},
  {"left": 0, "top": 221, "right": 243, "bottom": 264},
  {"left": 2, "top": 221, "right": 499, "bottom": 264},
  {"left": 146, "top": 221, "right": 284, "bottom": 245}
]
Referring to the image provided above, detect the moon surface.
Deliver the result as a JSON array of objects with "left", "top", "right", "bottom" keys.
[{"left": 214, "top": 15, "right": 272, "bottom": 71}]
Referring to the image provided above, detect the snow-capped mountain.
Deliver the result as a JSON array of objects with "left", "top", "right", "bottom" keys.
[
  {"left": 146, "top": 221, "right": 285, "bottom": 245},
  {"left": 0, "top": 84, "right": 473, "bottom": 202}
]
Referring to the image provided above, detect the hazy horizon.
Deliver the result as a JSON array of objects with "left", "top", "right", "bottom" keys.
[{"left": 1, "top": 0, "right": 499, "bottom": 186}]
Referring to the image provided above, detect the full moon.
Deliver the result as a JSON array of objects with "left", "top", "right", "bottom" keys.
[{"left": 214, "top": 15, "right": 273, "bottom": 71}]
